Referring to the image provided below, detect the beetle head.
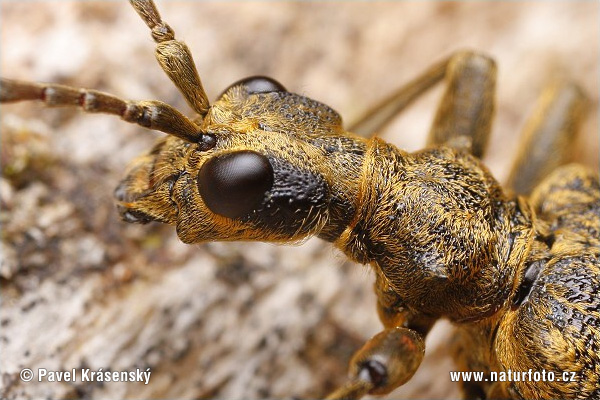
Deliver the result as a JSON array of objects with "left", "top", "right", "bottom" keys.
[{"left": 116, "top": 77, "right": 367, "bottom": 244}]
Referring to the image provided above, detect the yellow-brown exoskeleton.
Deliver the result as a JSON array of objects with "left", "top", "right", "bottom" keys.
[{"left": 1, "top": 1, "right": 598, "bottom": 399}]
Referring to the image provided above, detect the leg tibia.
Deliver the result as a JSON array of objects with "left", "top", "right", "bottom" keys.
[
  {"left": 427, "top": 51, "right": 496, "bottom": 158},
  {"left": 326, "top": 328, "right": 425, "bottom": 399},
  {"left": 347, "top": 50, "right": 496, "bottom": 160},
  {"left": 506, "top": 82, "right": 586, "bottom": 195}
]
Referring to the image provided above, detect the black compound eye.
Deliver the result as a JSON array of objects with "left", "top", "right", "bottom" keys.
[
  {"left": 221, "top": 76, "right": 287, "bottom": 97},
  {"left": 239, "top": 76, "right": 286, "bottom": 94},
  {"left": 197, "top": 151, "right": 274, "bottom": 219}
]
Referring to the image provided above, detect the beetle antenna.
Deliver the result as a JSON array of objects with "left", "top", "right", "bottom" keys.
[
  {"left": 129, "top": 0, "right": 210, "bottom": 118},
  {"left": 0, "top": 78, "right": 205, "bottom": 143}
]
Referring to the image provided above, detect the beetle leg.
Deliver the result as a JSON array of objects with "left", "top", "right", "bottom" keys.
[
  {"left": 348, "top": 56, "right": 449, "bottom": 138},
  {"left": 348, "top": 51, "right": 496, "bottom": 158},
  {"left": 129, "top": 0, "right": 210, "bottom": 117},
  {"left": 326, "top": 327, "right": 426, "bottom": 400},
  {"left": 325, "top": 275, "right": 434, "bottom": 399},
  {"left": 426, "top": 51, "right": 496, "bottom": 158},
  {"left": 506, "top": 81, "right": 587, "bottom": 195},
  {"left": 0, "top": 78, "right": 201, "bottom": 142}
]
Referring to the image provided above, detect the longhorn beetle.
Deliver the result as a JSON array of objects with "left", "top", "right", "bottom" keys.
[{"left": 1, "top": 1, "right": 599, "bottom": 399}]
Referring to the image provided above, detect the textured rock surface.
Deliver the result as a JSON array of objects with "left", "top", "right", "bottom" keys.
[{"left": 1, "top": 2, "right": 598, "bottom": 399}]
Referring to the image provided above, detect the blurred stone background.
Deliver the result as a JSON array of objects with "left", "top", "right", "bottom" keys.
[{"left": 1, "top": 2, "right": 598, "bottom": 399}]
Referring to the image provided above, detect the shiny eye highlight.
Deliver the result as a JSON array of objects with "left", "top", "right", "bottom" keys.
[
  {"left": 197, "top": 151, "right": 274, "bottom": 219},
  {"left": 221, "top": 76, "right": 287, "bottom": 97}
]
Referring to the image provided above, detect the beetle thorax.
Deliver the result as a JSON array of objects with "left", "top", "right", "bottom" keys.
[{"left": 336, "top": 138, "right": 534, "bottom": 322}]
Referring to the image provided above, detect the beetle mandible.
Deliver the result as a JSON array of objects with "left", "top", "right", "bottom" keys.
[{"left": 1, "top": 1, "right": 598, "bottom": 399}]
